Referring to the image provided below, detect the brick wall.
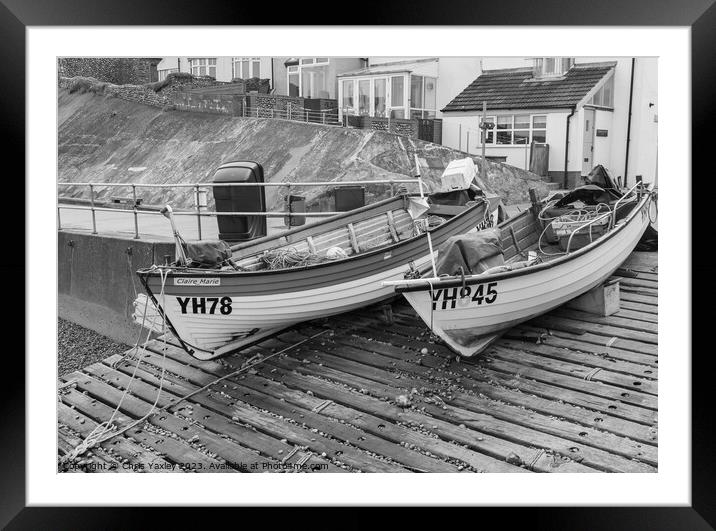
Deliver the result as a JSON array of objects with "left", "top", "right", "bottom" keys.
[{"left": 58, "top": 58, "right": 161, "bottom": 85}]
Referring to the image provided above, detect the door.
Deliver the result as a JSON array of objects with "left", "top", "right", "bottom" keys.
[{"left": 582, "top": 108, "right": 595, "bottom": 175}]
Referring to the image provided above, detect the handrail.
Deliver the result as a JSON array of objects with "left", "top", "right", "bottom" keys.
[
  {"left": 56, "top": 204, "right": 344, "bottom": 218},
  {"left": 610, "top": 182, "right": 642, "bottom": 229},
  {"left": 564, "top": 210, "right": 613, "bottom": 253},
  {"left": 58, "top": 179, "right": 421, "bottom": 188},
  {"left": 57, "top": 178, "right": 422, "bottom": 239}
]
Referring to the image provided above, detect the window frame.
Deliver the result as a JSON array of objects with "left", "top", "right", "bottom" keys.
[
  {"left": 479, "top": 113, "right": 548, "bottom": 146},
  {"left": 189, "top": 57, "right": 217, "bottom": 78},
  {"left": 339, "top": 73, "right": 410, "bottom": 119},
  {"left": 409, "top": 74, "right": 438, "bottom": 119},
  {"left": 287, "top": 58, "right": 331, "bottom": 98},
  {"left": 232, "top": 57, "right": 261, "bottom": 80}
]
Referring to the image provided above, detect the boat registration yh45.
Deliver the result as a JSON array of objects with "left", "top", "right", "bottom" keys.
[
  {"left": 136, "top": 190, "right": 500, "bottom": 360},
  {"left": 384, "top": 181, "right": 657, "bottom": 357}
]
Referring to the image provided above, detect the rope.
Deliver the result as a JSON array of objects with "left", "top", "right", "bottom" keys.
[
  {"left": 260, "top": 247, "right": 326, "bottom": 270},
  {"left": 59, "top": 268, "right": 171, "bottom": 465}
]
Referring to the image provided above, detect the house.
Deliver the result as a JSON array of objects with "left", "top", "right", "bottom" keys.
[
  {"left": 336, "top": 57, "right": 482, "bottom": 121},
  {"left": 156, "top": 56, "right": 274, "bottom": 86},
  {"left": 441, "top": 57, "right": 658, "bottom": 188}
]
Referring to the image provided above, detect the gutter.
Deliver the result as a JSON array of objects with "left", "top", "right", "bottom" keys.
[
  {"left": 624, "top": 58, "right": 636, "bottom": 187},
  {"left": 564, "top": 105, "right": 576, "bottom": 188}
]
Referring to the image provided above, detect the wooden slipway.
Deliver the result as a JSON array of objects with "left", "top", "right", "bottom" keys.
[{"left": 58, "top": 252, "right": 658, "bottom": 473}]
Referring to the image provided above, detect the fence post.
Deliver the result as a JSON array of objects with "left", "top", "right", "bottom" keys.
[
  {"left": 288, "top": 103, "right": 292, "bottom": 121},
  {"left": 132, "top": 184, "right": 140, "bottom": 239},
  {"left": 271, "top": 108, "right": 274, "bottom": 119},
  {"left": 322, "top": 110, "right": 326, "bottom": 125},
  {"left": 195, "top": 185, "right": 203, "bottom": 240},
  {"left": 286, "top": 184, "right": 292, "bottom": 228},
  {"left": 57, "top": 207, "right": 62, "bottom": 231},
  {"left": 89, "top": 184, "right": 97, "bottom": 234}
]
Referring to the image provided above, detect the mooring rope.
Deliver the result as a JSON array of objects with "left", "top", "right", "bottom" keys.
[{"left": 60, "top": 268, "right": 171, "bottom": 465}]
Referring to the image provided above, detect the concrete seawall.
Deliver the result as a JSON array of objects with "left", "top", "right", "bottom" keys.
[{"left": 58, "top": 230, "right": 174, "bottom": 345}]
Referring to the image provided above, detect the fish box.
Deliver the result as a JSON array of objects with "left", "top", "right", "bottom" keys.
[{"left": 440, "top": 158, "right": 476, "bottom": 192}]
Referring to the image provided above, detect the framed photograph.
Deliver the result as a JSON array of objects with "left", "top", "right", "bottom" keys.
[{"left": 5, "top": 0, "right": 709, "bottom": 526}]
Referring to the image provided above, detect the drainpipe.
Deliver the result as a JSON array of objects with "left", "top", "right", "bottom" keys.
[
  {"left": 624, "top": 58, "right": 636, "bottom": 188},
  {"left": 563, "top": 106, "right": 576, "bottom": 189}
]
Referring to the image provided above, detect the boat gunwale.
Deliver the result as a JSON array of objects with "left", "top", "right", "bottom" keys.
[
  {"left": 136, "top": 196, "right": 493, "bottom": 280},
  {"left": 394, "top": 185, "right": 654, "bottom": 293}
]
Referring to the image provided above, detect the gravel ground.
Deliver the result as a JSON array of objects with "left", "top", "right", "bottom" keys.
[{"left": 58, "top": 318, "right": 130, "bottom": 377}]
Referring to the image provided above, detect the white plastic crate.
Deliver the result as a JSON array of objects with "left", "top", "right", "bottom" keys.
[{"left": 439, "top": 158, "right": 476, "bottom": 192}]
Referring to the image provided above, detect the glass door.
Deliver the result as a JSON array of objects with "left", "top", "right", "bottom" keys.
[{"left": 373, "top": 78, "right": 387, "bottom": 118}]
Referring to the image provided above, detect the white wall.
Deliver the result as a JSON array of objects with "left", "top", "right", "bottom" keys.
[
  {"left": 442, "top": 109, "right": 571, "bottom": 172},
  {"left": 436, "top": 58, "right": 482, "bottom": 116}
]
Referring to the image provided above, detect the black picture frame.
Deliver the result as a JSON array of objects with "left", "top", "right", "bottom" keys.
[{"left": 4, "top": 0, "right": 711, "bottom": 527}]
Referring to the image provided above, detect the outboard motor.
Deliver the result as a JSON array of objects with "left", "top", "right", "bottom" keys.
[{"left": 212, "top": 161, "right": 267, "bottom": 242}]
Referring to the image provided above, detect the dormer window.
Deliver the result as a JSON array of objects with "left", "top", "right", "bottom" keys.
[{"left": 533, "top": 57, "right": 574, "bottom": 78}]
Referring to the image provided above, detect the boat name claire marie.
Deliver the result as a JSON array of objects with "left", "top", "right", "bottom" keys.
[
  {"left": 383, "top": 180, "right": 657, "bottom": 358},
  {"left": 134, "top": 188, "right": 503, "bottom": 360}
]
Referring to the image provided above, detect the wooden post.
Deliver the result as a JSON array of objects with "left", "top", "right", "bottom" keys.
[
  {"left": 458, "top": 123, "right": 462, "bottom": 151},
  {"left": 466, "top": 131, "right": 470, "bottom": 154},
  {"left": 528, "top": 188, "right": 540, "bottom": 218}
]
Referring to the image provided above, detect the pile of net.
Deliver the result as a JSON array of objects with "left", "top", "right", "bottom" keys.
[{"left": 259, "top": 247, "right": 329, "bottom": 270}]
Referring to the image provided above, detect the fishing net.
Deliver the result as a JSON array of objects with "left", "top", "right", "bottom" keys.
[{"left": 259, "top": 247, "right": 328, "bottom": 270}]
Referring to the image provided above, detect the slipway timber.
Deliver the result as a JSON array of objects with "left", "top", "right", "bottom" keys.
[{"left": 58, "top": 251, "right": 658, "bottom": 473}]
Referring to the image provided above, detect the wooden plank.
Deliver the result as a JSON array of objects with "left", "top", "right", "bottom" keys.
[
  {"left": 251, "top": 347, "right": 652, "bottom": 472},
  {"left": 619, "top": 291, "right": 658, "bottom": 306},
  {"left": 59, "top": 386, "right": 225, "bottom": 472},
  {"left": 107, "top": 350, "right": 346, "bottom": 473},
  {"left": 487, "top": 345, "right": 658, "bottom": 396},
  {"left": 385, "top": 211, "right": 400, "bottom": 242},
  {"left": 347, "top": 223, "right": 360, "bottom": 253},
  {"left": 551, "top": 307, "right": 658, "bottom": 334},
  {"left": 158, "top": 343, "right": 524, "bottom": 473},
  {"left": 333, "top": 324, "right": 657, "bottom": 424},
  {"left": 531, "top": 314, "right": 657, "bottom": 346},
  {"left": 496, "top": 338, "right": 658, "bottom": 380},
  {"left": 85, "top": 362, "right": 282, "bottom": 472},
  {"left": 271, "top": 330, "right": 657, "bottom": 467}
]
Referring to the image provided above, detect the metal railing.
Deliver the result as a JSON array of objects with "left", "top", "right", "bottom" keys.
[
  {"left": 242, "top": 105, "right": 341, "bottom": 126},
  {"left": 57, "top": 179, "right": 421, "bottom": 240}
]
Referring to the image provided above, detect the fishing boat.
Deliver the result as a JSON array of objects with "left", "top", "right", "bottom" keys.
[
  {"left": 135, "top": 188, "right": 501, "bottom": 360},
  {"left": 384, "top": 181, "right": 656, "bottom": 357}
]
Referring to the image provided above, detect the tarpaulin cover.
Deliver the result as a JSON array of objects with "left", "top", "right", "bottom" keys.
[
  {"left": 436, "top": 228, "right": 504, "bottom": 276},
  {"left": 184, "top": 241, "right": 233, "bottom": 268}
]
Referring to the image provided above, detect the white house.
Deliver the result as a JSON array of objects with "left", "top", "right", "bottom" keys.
[
  {"left": 441, "top": 57, "right": 658, "bottom": 188},
  {"left": 336, "top": 57, "right": 482, "bottom": 121},
  {"left": 156, "top": 56, "right": 274, "bottom": 85}
]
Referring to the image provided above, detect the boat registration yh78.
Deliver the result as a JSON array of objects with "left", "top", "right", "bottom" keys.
[{"left": 136, "top": 190, "right": 500, "bottom": 360}]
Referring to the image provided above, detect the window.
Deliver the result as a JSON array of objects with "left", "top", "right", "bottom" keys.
[
  {"left": 532, "top": 115, "right": 547, "bottom": 143},
  {"left": 232, "top": 57, "right": 261, "bottom": 79},
  {"left": 288, "top": 65, "right": 299, "bottom": 97},
  {"left": 358, "top": 79, "right": 370, "bottom": 116},
  {"left": 374, "top": 78, "right": 387, "bottom": 118},
  {"left": 589, "top": 76, "right": 615, "bottom": 108},
  {"left": 341, "top": 79, "right": 355, "bottom": 115},
  {"left": 409, "top": 75, "right": 437, "bottom": 119},
  {"left": 288, "top": 58, "right": 331, "bottom": 98},
  {"left": 481, "top": 114, "right": 548, "bottom": 145},
  {"left": 533, "top": 57, "right": 574, "bottom": 78},
  {"left": 189, "top": 58, "right": 217, "bottom": 78},
  {"left": 390, "top": 76, "right": 405, "bottom": 119}
]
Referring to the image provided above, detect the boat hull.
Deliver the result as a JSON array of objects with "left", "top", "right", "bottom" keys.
[
  {"left": 137, "top": 197, "right": 493, "bottom": 359},
  {"left": 397, "top": 192, "right": 653, "bottom": 357}
]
